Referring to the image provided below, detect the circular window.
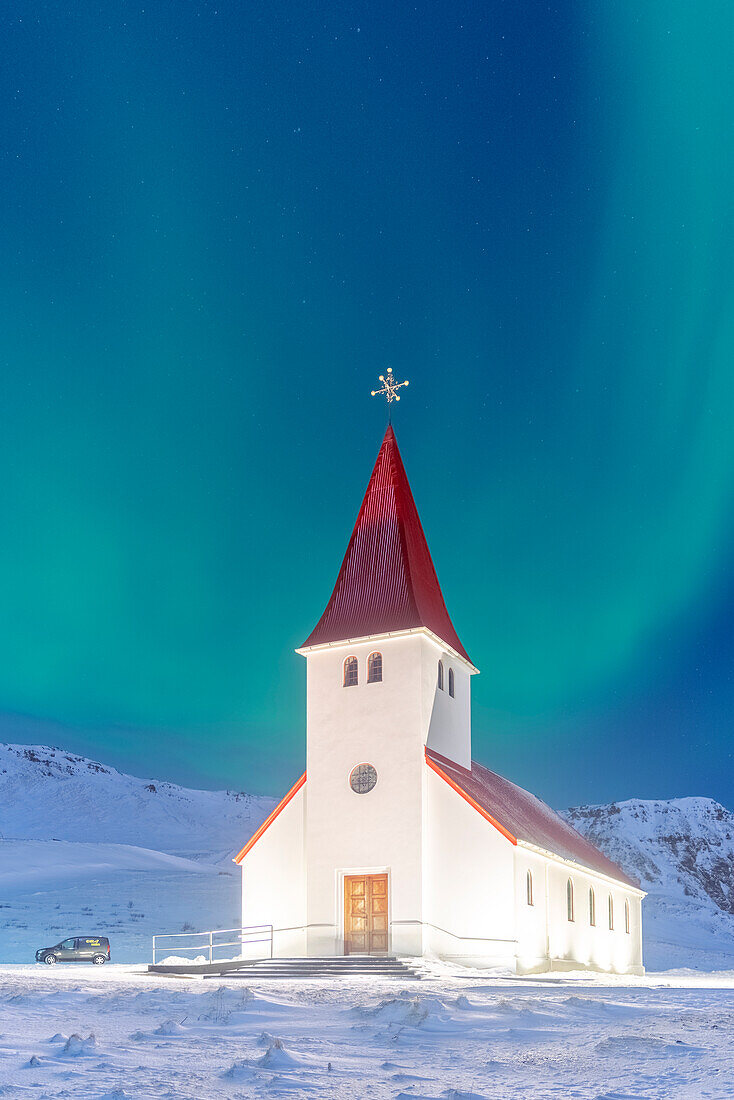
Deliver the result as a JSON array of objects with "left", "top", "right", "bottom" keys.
[{"left": 349, "top": 763, "right": 378, "bottom": 794}]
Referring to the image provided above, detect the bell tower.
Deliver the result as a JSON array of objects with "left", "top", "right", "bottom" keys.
[
  {"left": 299, "top": 424, "right": 477, "bottom": 765},
  {"left": 297, "top": 424, "right": 478, "bottom": 955}
]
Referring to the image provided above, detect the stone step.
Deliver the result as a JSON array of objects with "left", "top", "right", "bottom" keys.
[
  {"left": 150, "top": 955, "right": 421, "bottom": 979},
  {"left": 243, "top": 958, "right": 405, "bottom": 963},
  {"left": 235, "top": 964, "right": 411, "bottom": 971},
  {"left": 226, "top": 970, "right": 419, "bottom": 980},
  {"left": 221, "top": 955, "right": 421, "bottom": 980},
  {"left": 243, "top": 959, "right": 406, "bottom": 967},
  {"left": 241, "top": 959, "right": 406, "bottom": 966},
  {"left": 238, "top": 966, "right": 409, "bottom": 973},
  {"left": 229, "top": 967, "right": 414, "bottom": 973}
]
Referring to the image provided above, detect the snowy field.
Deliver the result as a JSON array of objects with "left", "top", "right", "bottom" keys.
[
  {"left": 0, "top": 845, "right": 243, "bottom": 964},
  {"left": 0, "top": 744, "right": 272, "bottom": 965},
  {"left": 0, "top": 965, "right": 733, "bottom": 1099}
]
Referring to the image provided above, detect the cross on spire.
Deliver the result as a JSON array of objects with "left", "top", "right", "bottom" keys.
[{"left": 371, "top": 368, "right": 409, "bottom": 420}]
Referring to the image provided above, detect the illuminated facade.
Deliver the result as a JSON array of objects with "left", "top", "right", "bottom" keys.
[{"left": 235, "top": 427, "right": 645, "bottom": 973}]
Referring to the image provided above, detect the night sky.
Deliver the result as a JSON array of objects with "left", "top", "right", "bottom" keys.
[{"left": 1, "top": 3, "right": 732, "bottom": 808}]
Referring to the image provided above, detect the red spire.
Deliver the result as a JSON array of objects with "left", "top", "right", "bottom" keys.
[{"left": 301, "top": 426, "right": 472, "bottom": 664}]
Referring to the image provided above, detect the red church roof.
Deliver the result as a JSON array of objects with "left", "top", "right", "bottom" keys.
[
  {"left": 426, "top": 749, "right": 639, "bottom": 889},
  {"left": 301, "top": 426, "right": 472, "bottom": 664}
]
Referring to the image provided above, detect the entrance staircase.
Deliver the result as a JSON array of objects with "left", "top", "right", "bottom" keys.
[
  {"left": 149, "top": 954, "right": 422, "bottom": 979},
  {"left": 225, "top": 955, "right": 421, "bottom": 980}
]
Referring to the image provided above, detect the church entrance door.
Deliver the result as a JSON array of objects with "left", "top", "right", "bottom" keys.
[{"left": 343, "top": 874, "right": 388, "bottom": 954}]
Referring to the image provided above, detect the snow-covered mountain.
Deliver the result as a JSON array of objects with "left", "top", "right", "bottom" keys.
[
  {"left": 0, "top": 743, "right": 274, "bottom": 855},
  {"left": 0, "top": 744, "right": 275, "bottom": 964},
  {"left": 564, "top": 797, "right": 734, "bottom": 971}
]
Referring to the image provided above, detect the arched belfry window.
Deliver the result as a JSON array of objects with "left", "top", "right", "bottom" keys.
[
  {"left": 624, "top": 898, "right": 630, "bottom": 934},
  {"left": 608, "top": 894, "right": 614, "bottom": 930},
  {"left": 566, "top": 878, "right": 574, "bottom": 922},
  {"left": 526, "top": 870, "right": 533, "bottom": 906},
  {"left": 343, "top": 656, "right": 358, "bottom": 687},
  {"left": 448, "top": 668, "right": 455, "bottom": 697},
  {"left": 367, "top": 651, "right": 383, "bottom": 683},
  {"left": 437, "top": 660, "right": 444, "bottom": 690},
  {"left": 589, "top": 887, "right": 596, "bottom": 926}
]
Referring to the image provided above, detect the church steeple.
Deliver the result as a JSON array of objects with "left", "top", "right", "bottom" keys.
[{"left": 301, "top": 426, "right": 473, "bottom": 666}]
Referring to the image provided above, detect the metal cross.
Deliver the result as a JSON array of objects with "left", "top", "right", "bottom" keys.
[{"left": 371, "top": 367, "right": 409, "bottom": 416}]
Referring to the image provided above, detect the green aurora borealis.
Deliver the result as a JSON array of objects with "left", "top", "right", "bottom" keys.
[{"left": 1, "top": 3, "right": 732, "bottom": 804}]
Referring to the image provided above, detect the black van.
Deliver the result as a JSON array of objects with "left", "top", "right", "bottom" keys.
[{"left": 36, "top": 936, "right": 110, "bottom": 965}]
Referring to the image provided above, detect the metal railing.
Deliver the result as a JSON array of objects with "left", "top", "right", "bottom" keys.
[{"left": 152, "top": 924, "right": 273, "bottom": 966}]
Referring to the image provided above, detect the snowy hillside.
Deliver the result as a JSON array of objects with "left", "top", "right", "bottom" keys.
[
  {"left": 0, "top": 744, "right": 275, "bottom": 964},
  {"left": 565, "top": 797, "right": 734, "bottom": 971},
  {"left": 0, "top": 743, "right": 273, "bottom": 855}
]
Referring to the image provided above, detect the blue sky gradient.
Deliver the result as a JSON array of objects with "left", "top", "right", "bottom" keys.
[{"left": 0, "top": 2, "right": 732, "bottom": 806}]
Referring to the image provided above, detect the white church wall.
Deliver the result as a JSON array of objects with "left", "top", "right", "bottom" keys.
[
  {"left": 304, "top": 635, "right": 427, "bottom": 956},
  {"left": 421, "top": 636, "right": 472, "bottom": 769},
  {"left": 629, "top": 893, "right": 643, "bottom": 971},
  {"left": 514, "top": 849, "right": 550, "bottom": 972},
  {"left": 526, "top": 850, "right": 644, "bottom": 975},
  {"left": 423, "top": 764, "right": 517, "bottom": 967},
  {"left": 240, "top": 783, "right": 307, "bottom": 959}
]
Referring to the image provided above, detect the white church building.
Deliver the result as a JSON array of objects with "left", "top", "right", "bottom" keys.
[{"left": 235, "top": 426, "right": 645, "bottom": 974}]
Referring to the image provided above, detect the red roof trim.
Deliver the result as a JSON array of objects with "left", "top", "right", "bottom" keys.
[
  {"left": 425, "top": 750, "right": 518, "bottom": 845},
  {"left": 425, "top": 748, "right": 638, "bottom": 888},
  {"left": 234, "top": 772, "right": 307, "bottom": 864}
]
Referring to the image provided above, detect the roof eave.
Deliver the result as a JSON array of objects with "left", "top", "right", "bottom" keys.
[
  {"left": 233, "top": 772, "right": 307, "bottom": 865},
  {"left": 296, "top": 626, "right": 479, "bottom": 674},
  {"left": 515, "top": 838, "right": 646, "bottom": 896}
]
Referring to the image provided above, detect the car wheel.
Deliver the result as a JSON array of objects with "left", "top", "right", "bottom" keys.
[
  {"left": 44, "top": 954, "right": 57, "bottom": 965},
  {"left": 92, "top": 954, "right": 106, "bottom": 965}
]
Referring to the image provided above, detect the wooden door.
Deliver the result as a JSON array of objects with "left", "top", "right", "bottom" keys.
[{"left": 344, "top": 874, "right": 389, "bottom": 955}]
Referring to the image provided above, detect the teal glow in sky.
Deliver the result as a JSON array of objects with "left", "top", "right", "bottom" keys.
[{"left": 1, "top": 3, "right": 732, "bottom": 805}]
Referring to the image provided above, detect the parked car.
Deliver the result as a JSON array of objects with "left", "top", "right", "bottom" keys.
[{"left": 36, "top": 936, "right": 110, "bottom": 965}]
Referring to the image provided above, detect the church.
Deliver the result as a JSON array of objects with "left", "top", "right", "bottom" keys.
[{"left": 235, "top": 422, "right": 645, "bottom": 974}]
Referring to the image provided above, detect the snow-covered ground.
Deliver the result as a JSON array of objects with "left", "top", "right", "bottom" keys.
[{"left": 0, "top": 965, "right": 732, "bottom": 1099}]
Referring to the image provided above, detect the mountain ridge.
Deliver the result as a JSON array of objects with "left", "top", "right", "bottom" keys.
[
  {"left": 0, "top": 742, "right": 275, "bottom": 855},
  {"left": 564, "top": 795, "right": 734, "bottom": 971}
]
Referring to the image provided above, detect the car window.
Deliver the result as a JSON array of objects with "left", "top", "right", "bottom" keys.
[{"left": 61, "top": 938, "right": 75, "bottom": 949}]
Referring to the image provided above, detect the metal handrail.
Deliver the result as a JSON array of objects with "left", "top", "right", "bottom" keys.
[{"left": 152, "top": 924, "right": 274, "bottom": 965}]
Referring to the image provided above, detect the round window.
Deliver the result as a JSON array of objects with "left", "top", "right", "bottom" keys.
[{"left": 349, "top": 763, "right": 378, "bottom": 794}]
